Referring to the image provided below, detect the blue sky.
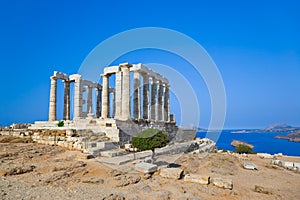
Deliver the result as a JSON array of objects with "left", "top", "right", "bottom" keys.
[{"left": 0, "top": 0, "right": 299, "bottom": 128}]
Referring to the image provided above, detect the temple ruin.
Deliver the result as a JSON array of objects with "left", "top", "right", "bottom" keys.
[{"left": 30, "top": 63, "right": 177, "bottom": 146}]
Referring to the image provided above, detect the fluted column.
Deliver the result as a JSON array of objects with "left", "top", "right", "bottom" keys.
[
  {"left": 63, "top": 80, "right": 70, "bottom": 120},
  {"left": 73, "top": 76, "right": 83, "bottom": 119},
  {"left": 121, "top": 65, "right": 131, "bottom": 120},
  {"left": 133, "top": 71, "right": 141, "bottom": 119},
  {"left": 87, "top": 85, "right": 93, "bottom": 114},
  {"left": 151, "top": 77, "right": 157, "bottom": 121},
  {"left": 164, "top": 84, "right": 170, "bottom": 121},
  {"left": 49, "top": 76, "right": 58, "bottom": 121},
  {"left": 157, "top": 81, "right": 163, "bottom": 121},
  {"left": 142, "top": 73, "right": 150, "bottom": 120},
  {"left": 112, "top": 89, "right": 115, "bottom": 118},
  {"left": 96, "top": 87, "right": 101, "bottom": 118},
  {"left": 101, "top": 74, "right": 109, "bottom": 118},
  {"left": 115, "top": 71, "right": 122, "bottom": 119}
]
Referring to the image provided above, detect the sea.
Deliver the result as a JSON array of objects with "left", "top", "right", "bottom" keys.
[{"left": 196, "top": 130, "right": 300, "bottom": 156}]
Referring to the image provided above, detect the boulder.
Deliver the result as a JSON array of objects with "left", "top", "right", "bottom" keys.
[
  {"left": 257, "top": 153, "right": 274, "bottom": 159},
  {"left": 254, "top": 185, "right": 272, "bottom": 194},
  {"left": 293, "top": 162, "right": 300, "bottom": 169},
  {"left": 135, "top": 162, "right": 157, "bottom": 174},
  {"left": 160, "top": 168, "right": 183, "bottom": 179},
  {"left": 184, "top": 174, "right": 210, "bottom": 185},
  {"left": 212, "top": 177, "right": 233, "bottom": 190},
  {"left": 243, "top": 162, "right": 258, "bottom": 170}
]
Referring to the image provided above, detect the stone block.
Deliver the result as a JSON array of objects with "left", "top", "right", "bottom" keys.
[
  {"left": 212, "top": 177, "right": 233, "bottom": 190},
  {"left": 135, "top": 162, "right": 157, "bottom": 174},
  {"left": 243, "top": 162, "right": 258, "bottom": 170},
  {"left": 184, "top": 174, "right": 210, "bottom": 185},
  {"left": 293, "top": 162, "right": 300, "bottom": 168},
  {"left": 160, "top": 168, "right": 183, "bottom": 179},
  {"left": 283, "top": 161, "right": 294, "bottom": 169},
  {"left": 257, "top": 153, "right": 274, "bottom": 159}
]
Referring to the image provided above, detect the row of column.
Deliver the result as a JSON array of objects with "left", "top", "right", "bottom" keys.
[
  {"left": 133, "top": 72, "right": 170, "bottom": 122},
  {"left": 49, "top": 75, "right": 103, "bottom": 121}
]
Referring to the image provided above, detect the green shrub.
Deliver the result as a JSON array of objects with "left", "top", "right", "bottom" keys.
[
  {"left": 235, "top": 144, "right": 253, "bottom": 154},
  {"left": 132, "top": 128, "right": 169, "bottom": 162},
  {"left": 57, "top": 121, "right": 64, "bottom": 127}
]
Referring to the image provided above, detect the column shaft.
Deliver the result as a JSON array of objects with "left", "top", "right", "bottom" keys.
[
  {"left": 73, "top": 77, "right": 83, "bottom": 119},
  {"left": 96, "top": 88, "right": 101, "bottom": 118},
  {"left": 49, "top": 76, "right": 58, "bottom": 121},
  {"left": 121, "top": 66, "right": 130, "bottom": 120},
  {"left": 164, "top": 85, "right": 170, "bottom": 121},
  {"left": 142, "top": 74, "right": 150, "bottom": 120},
  {"left": 63, "top": 80, "right": 70, "bottom": 120},
  {"left": 101, "top": 74, "right": 109, "bottom": 118},
  {"left": 151, "top": 78, "right": 157, "bottom": 121},
  {"left": 133, "top": 71, "right": 141, "bottom": 119},
  {"left": 157, "top": 81, "right": 163, "bottom": 121},
  {"left": 115, "top": 71, "right": 122, "bottom": 119},
  {"left": 87, "top": 86, "right": 93, "bottom": 114}
]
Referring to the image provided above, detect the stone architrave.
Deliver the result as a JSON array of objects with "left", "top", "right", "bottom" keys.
[
  {"left": 115, "top": 70, "right": 122, "bottom": 119},
  {"left": 101, "top": 74, "right": 109, "bottom": 118},
  {"left": 142, "top": 73, "right": 150, "bottom": 120},
  {"left": 73, "top": 75, "right": 83, "bottom": 119},
  {"left": 121, "top": 64, "right": 131, "bottom": 120},
  {"left": 151, "top": 77, "right": 157, "bottom": 121},
  {"left": 133, "top": 71, "right": 141, "bottom": 119},
  {"left": 49, "top": 76, "right": 58, "bottom": 121},
  {"left": 157, "top": 81, "right": 163, "bottom": 121},
  {"left": 63, "top": 80, "right": 70, "bottom": 120}
]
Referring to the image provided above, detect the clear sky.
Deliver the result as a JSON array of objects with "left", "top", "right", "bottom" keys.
[{"left": 0, "top": 0, "right": 299, "bottom": 128}]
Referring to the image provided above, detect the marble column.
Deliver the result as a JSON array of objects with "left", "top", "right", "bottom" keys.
[
  {"left": 164, "top": 84, "right": 170, "bottom": 122},
  {"left": 101, "top": 74, "right": 109, "bottom": 118},
  {"left": 133, "top": 71, "right": 141, "bottom": 119},
  {"left": 114, "top": 71, "right": 122, "bottom": 119},
  {"left": 111, "top": 89, "right": 115, "bottom": 118},
  {"left": 157, "top": 81, "right": 163, "bottom": 121},
  {"left": 121, "top": 65, "right": 130, "bottom": 120},
  {"left": 49, "top": 76, "right": 58, "bottom": 121},
  {"left": 87, "top": 85, "right": 93, "bottom": 116},
  {"left": 73, "top": 76, "right": 83, "bottom": 119},
  {"left": 96, "top": 87, "right": 101, "bottom": 118},
  {"left": 151, "top": 77, "right": 157, "bottom": 121},
  {"left": 142, "top": 73, "right": 150, "bottom": 120},
  {"left": 63, "top": 80, "right": 70, "bottom": 120}
]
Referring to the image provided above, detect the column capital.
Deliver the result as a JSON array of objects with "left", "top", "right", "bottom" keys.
[
  {"left": 50, "top": 76, "right": 58, "bottom": 81},
  {"left": 119, "top": 62, "right": 132, "bottom": 68}
]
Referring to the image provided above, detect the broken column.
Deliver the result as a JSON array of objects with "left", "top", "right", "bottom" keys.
[{"left": 63, "top": 80, "right": 70, "bottom": 120}]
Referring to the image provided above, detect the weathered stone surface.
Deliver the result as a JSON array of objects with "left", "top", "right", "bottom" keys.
[
  {"left": 257, "top": 153, "right": 274, "bottom": 159},
  {"left": 212, "top": 177, "right": 233, "bottom": 190},
  {"left": 135, "top": 162, "right": 157, "bottom": 174},
  {"left": 294, "top": 162, "right": 300, "bottom": 168},
  {"left": 81, "top": 177, "right": 104, "bottom": 184},
  {"left": 114, "top": 174, "right": 141, "bottom": 187},
  {"left": 183, "top": 174, "right": 210, "bottom": 185},
  {"left": 160, "top": 168, "right": 183, "bottom": 179},
  {"left": 254, "top": 185, "right": 272, "bottom": 194},
  {"left": 243, "top": 162, "right": 258, "bottom": 170}
]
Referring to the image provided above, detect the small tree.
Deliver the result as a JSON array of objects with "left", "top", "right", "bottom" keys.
[
  {"left": 235, "top": 144, "right": 253, "bottom": 154},
  {"left": 57, "top": 121, "right": 64, "bottom": 127},
  {"left": 132, "top": 128, "right": 169, "bottom": 163}
]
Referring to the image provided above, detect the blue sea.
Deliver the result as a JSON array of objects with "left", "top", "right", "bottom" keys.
[{"left": 196, "top": 130, "right": 300, "bottom": 156}]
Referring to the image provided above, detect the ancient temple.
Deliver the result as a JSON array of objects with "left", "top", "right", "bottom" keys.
[{"left": 31, "top": 63, "right": 177, "bottom": 145}]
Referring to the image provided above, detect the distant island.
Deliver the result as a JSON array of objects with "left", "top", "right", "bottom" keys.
[
  {"left": 275, "top": 130, "right": 300, "bottom": 142},
  {"left": 231, "top": 123, "right": 300, "bottom": 134}
]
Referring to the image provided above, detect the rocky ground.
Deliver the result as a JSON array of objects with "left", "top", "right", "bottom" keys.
[{"left": 0, "top": 135, "right": 300, "bottom": 200}]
